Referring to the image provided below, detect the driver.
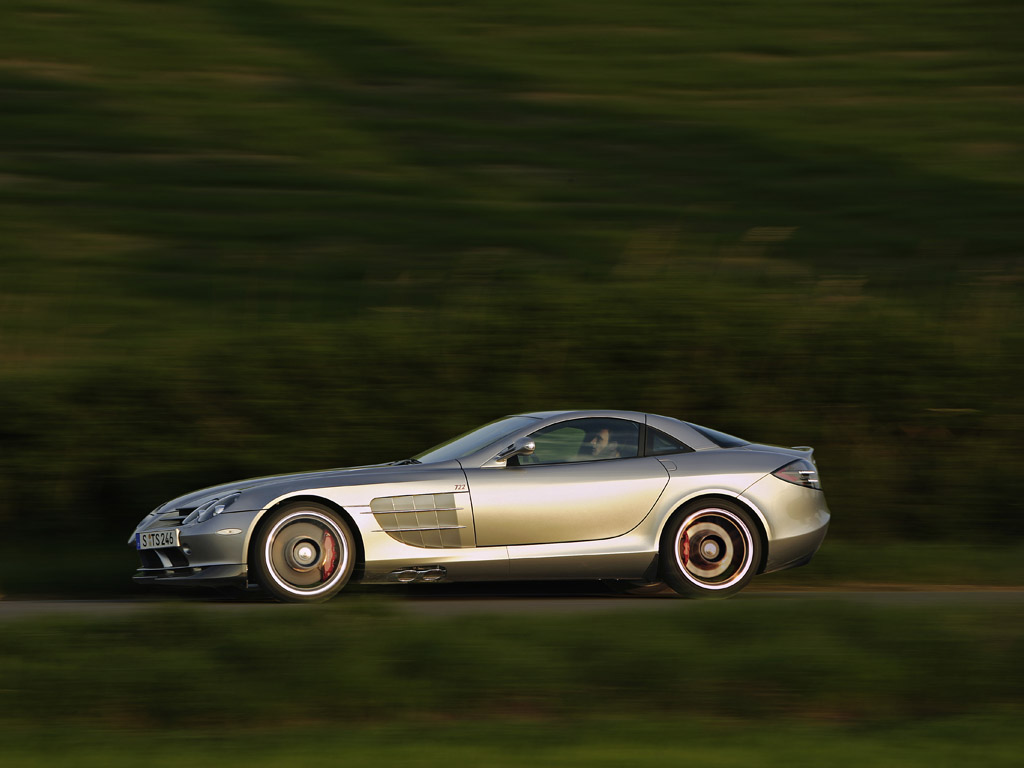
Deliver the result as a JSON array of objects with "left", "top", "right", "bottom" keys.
[{"left": 583, "top": 427, "right": 620, "bottom": 460}]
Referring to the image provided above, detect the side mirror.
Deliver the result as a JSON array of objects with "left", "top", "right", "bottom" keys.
[{"left": 495, "top": 437, "right": 536, "bottom": 463}]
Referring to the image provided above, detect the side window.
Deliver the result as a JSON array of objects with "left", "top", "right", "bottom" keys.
[
  {"left": 646, "top": 427, "right": 693, "bottom": 456},
  {"left": 518, "top": 418, "right": 640, "bottom": 465}
]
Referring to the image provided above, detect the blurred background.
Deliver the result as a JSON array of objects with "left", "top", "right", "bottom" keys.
[
  {"left": 2, "top": 0, "right": 1022, "bottom": 588},
  {"left": 0, "top": 0, "right": 1022, "bottom": 541},
  {"left": 1, "top": 1, "right": 1022, "bottom": 764}
]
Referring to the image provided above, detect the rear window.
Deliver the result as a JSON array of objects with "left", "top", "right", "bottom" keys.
[
  {"left": 685, "top": 423, "right": 749, "bottom": 448},
  {"left": 646, "top": 427, "right": 693, "bottom": 456}
]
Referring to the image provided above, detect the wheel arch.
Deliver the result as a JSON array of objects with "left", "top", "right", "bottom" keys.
[
  {"left": 659, "top": 493, "right": 770, "bottom": 576},
  {"left": 246, "top": 495, "right": 366, "bottom": 583}
]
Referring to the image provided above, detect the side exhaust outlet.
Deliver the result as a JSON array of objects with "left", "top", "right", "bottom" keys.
[{"left": 388, "top": 566, "right": 447, "bottom": 583}]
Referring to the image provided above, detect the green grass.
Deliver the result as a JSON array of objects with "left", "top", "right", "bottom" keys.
[
  {"left": 756, "top": 540, "right": 1024, "bottom": 588},
  {"left": 1, "top": 600, "right": 1021, "bottom": 726},
  {"left": 2, "top": 716, "right": 1023, "bottom": 768},
  {"left": 0, "top": 601, "right": 1022, "bottom": 764}
]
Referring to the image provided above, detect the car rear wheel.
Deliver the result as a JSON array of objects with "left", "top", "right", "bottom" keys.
[
  {"left": 660, "top": 500, "right": 760, "bottom": 599},
  {"left": 253, "top": 502, "right": 355, "bottom": 603}
]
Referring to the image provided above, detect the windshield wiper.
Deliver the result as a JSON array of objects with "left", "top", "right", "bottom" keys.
[{"left": 391, "top": 458, "right": 421, "bottom": 465}]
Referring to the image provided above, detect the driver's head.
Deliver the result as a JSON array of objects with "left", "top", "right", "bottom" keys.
[
  {"left": 583, "top": 427, "right": 619, "bottom": 458},
  {"left": 587, "top": 428, "right": 611, "bottom": 454}
]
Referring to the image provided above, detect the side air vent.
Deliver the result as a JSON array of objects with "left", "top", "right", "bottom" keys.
[{"left": 369, "top": 492, "right": 473, "bottom": 549}]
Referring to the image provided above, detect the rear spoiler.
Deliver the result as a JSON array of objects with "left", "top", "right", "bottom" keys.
[{"left": 790, "top": 446, "right": 815, "bottom": 462}]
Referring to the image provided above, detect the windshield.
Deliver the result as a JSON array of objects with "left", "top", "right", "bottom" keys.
[{"left": 414, "top": 416, "right": 539, "bottom": 464}]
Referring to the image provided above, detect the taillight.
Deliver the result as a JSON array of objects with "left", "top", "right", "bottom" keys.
[{"left": 772, "top": 459, "right": 822, "bottom": 490}]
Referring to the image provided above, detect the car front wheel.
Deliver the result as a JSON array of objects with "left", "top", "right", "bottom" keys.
[
  {"left": 660, "top": 500, "right": 760, "bottom": 598},
  {"left": 253, "top": 502, "right": 355, "bottom": 603}
]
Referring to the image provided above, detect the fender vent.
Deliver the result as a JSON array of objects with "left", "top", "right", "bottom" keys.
[{"left": 369, "top": 492, "right": 472, "bottom": 548}]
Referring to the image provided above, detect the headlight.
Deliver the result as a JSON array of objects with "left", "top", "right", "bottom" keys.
[{"left": 184, "top": 492, "right": 242, "bottom": 525}]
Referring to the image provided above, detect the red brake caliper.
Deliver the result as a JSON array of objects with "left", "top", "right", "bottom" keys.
[
  {"left": 681, "top": 531, "right": 690, "bottom": 566},
  {"left": 321, "top": 530, "right": 338, "bottom": 580}
]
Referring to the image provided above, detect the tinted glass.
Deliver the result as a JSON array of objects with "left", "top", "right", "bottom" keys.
[
  {"left": 414, "top": 416, "right": 539, "bottom": 463},
  {"left": 646, "top": 427, "right": 693, "bottom": 456},
  {"left": 685, "top": 422, "right": 748, "bottom": 448},
  {"left": 518, "top": 418, "right": 640, "bottom": 465}
]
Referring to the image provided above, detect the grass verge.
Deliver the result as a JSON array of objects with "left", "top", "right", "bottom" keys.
[
  {"left": 0, "top": 599, "right": 1020, "bottom": 727},
  {"left": 2, "top": 715, "right": 1023, "bottom": 768}
]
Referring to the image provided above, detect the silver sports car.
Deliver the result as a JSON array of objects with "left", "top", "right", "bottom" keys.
[{"left": 130, "top": 410, "right": 829, "bottom": 601}]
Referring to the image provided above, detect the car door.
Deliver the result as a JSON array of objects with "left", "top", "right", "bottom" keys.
[{"left": 464, "top": 417, "right": 670, "bottom": 546}]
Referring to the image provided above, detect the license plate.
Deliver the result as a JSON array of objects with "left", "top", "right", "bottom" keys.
[{"left": 137, "top": 529, "right": 179, "bottom": 550}]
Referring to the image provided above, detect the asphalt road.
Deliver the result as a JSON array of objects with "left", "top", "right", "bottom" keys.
[{"left": 2, "top": 586, "right": 1022, "bottom": 621}]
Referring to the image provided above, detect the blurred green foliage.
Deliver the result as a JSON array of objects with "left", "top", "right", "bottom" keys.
[
  {"left": 2, "top": 720, "right": 1024, "bottom": 768},
  {"left": 0, "top": 600, "right": 1021, "bottom": 726},
  {"left": 1, "top": 0, "right": 1022, "bottom": 559},
  {"left": 3, "top": 716, "right": 1023, "bottom": 767}
]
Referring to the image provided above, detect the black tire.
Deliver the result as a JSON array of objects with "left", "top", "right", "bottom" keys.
[
  {"left": 660, "top": 500, "right": 761, "bottom": 599},
  {"left": 253, "top": 502, "right": 355, "bottom": 603}
]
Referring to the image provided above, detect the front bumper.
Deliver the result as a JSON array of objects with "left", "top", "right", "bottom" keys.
[
  {"left": 132, "top": 562, "right": 248, "bottom": 587},
  {"left": 131, "top": 509, "right": 261, "bottom": 588}
]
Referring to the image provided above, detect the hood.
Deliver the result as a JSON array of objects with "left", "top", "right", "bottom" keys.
[{"left": 155, "top": 460, "right": 456, "bottom": 514}]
